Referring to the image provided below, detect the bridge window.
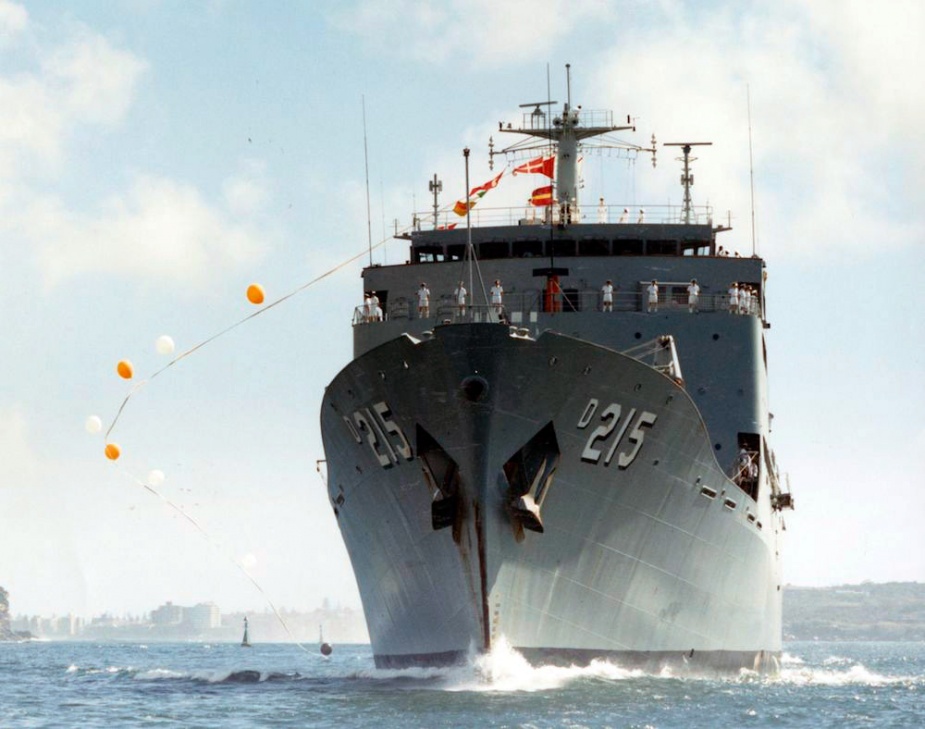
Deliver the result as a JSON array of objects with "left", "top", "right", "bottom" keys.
[
  {"left": 447, "top": 244, "right": 466, "bottom": 261},
  {"left": 614, "top": 240, "right": 643, "bottom": 256},
  {"left": 646, "top": 240, "right": 679, "bottom": 256},
  {"left": 513, "top": 239, "right": 544, "bottom": 258},
  {"left": 550, "top": 239, "right": 577, "bottom": 257},
  {"left": 478, "top": 241, "right": 510, "bottom": 259},
  {"left": 581, "top": 239, "right": 610, "bottom": 256},
  {"left": 413, "top": 245, "right": 446, "bottom": 263}
]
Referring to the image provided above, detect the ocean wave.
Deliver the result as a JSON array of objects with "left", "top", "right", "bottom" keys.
[
  {"left": 352, "top": 638, "right": 646, "bottom": 693},
  {"left": 65, "top": 664, "right": 305, "bottom": 684},
  {"left": 132, "top": 667, "right": 303, "bottom": 683},
  {"left": 352, "top": 640, "right": 925, "bottom": 693},
  {"left": 777, "top": 662, "right": 921, "bottom": 687}
]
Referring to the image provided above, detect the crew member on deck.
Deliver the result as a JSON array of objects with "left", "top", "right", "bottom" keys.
[
  {"left": 490, "top": 279, "right": 504, "bottom": 317},
  {"left": 454, "top": 281, "right": 467, "bottom": 317},
  {"left": 647, "top": 280, "right": 659, "bottom": 313},
  {"left": 728, "top": 282, "right": 739, "bottom": 314},
  {"left": 687, "top": 279, "right": 700, "bottom": 313},
  {"left": 601, "top": 279, "right": 614, "bottom": 312},
  {"left": 417, "top": 282, "right": 431, "bottom": 319}
]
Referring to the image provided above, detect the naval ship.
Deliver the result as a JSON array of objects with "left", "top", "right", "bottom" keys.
[{"left": 321, "top": 71, "right": 793, "bottom": 672}]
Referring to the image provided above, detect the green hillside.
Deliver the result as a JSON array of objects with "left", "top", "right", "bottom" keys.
[{"left": 784, "top": 582, "right": 925, "bottom": 641}]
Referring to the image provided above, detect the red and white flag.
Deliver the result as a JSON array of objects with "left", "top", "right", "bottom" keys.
[{"left": 512, "top": 155, "right": 555, "bottom": 179}]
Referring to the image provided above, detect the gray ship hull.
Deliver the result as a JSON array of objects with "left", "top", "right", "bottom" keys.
[{"left": 321, "top": 323, "right": 782, "bottom": 672}]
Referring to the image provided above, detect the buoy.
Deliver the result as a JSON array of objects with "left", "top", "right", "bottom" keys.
[
  {"left": 116, "top": 360, "right": 134, "bottom": 379},
  {"left": 104, "top": 443, "right": 121, "bottom": 460},
  {"left": 147, "top": 469, "right": 165, "bottom": 486},
  {"left": 155, "top": 335, "right": 175, "bottom": 355},
  {"left": 85, "top": 415, "right": 102, "bottom": 434},
  {"left": 246, "top": 284, "right": 265, "bottom": 305},
  {"left": 319, "top": 624, "right": 332, "bottom": 656}
]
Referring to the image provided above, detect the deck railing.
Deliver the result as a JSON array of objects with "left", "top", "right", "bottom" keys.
[
  {"left": 413, "top": 202, "right": 714, "bottom": 232},
  {"left": 353, "top": 289, "right": 761, "bottom": 325}
]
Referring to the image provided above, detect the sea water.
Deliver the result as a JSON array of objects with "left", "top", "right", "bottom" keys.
[{"left": 1, "top": 640, "right": 922, "bottom": 728}]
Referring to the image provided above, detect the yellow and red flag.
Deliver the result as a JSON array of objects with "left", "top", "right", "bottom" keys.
[
  {"left": 453, "top": 200, "right": 474, "bottom": 216},
  {"left": 529, "top": 185, "right": 554, "bottom": 207}
]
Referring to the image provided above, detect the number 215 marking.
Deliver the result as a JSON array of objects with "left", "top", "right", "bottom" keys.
[{"left": 578, "top": 398, "right": 657, "bottom": 469}]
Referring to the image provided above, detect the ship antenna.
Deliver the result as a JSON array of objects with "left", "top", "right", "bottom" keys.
[
  {"left": 747, "top": 84, "right": 757, "bottom": 255},
  {"left": 461, "top": 147, "right": 488, "bottom": 311},
  {"left": 464, "top": 146, "right": 472, "bottom": 301},
  {"left": 429, "top": 173, "right": 442, "bottom": 230},
  {"left": 565, "top": 62, "right": 572, "bottom": 111},
  {"left": 362, "top": 95, "right": 373, "bottom": 267},
  {"left": 664, "top": 141, "right": 712, "bottom": 224}
]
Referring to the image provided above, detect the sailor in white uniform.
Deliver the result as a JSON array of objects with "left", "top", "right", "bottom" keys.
[
  {"left": 687, "top": 279, "right": 700, "bottom": 313},
  {"left": 454, "top": 281, "right": 467, "bottom": 316},
  {"left": 728, "top": 282, "right": 739, "bottom": 314},
  {"left": 601, "top": 279, "right": 614, "bottom": 312},
  {"left": 647, "top": 280, "right": 659, "bottom": 313},
  {"left": 417, "top": 282, "right": 431, "bottom": 318},
  {"left": 490, "top": 279, "right": 504, "bottom": 316}
]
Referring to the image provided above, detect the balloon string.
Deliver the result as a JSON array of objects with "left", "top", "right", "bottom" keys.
[
  {"left": 104, "top": 238, "right": 386, "bottom": 440},
  {"left": 123, "top": 466, "right": 315, "bottom": 655}
]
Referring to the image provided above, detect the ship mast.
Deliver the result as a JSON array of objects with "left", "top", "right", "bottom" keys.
[
  {"left": 497, "top": 63, "right": 635, "bottom": 223},
  {"left": 664, "top": 141, "right": 712, "bottom": 224}
]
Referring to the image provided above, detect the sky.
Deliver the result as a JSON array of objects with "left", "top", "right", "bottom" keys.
[{"left": 1, "top": 0, "right": 923, "bottom": 619}]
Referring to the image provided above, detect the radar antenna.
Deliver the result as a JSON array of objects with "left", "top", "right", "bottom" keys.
[
  {"left": 428, "top": 173, "right": 442, "bottom": 230},
  {"left": 664, "top": 142, "right": 712, "bottom": 224}
]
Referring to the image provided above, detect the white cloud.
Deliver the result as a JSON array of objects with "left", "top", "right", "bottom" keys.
[
  {"left": 41, "top": 27, "right": 148, "bottom": 126},
  {"left": 0, "top": 0, "right": 27, "bottom": 42},
  {"left": 0, "top": 75, "right": 62, "bottom": 178},
  {"left": 330, "top": 0, "right": 613, "bottom": 65},
  {"left": 24, "top": 173, "right": 266, "bottom": 287},
  {"left": 0, "top": 11, "right": 270, "bottom": 288},
  {"left": 0, "top": 20, "right": 146, "bottom": 179},
  {"left": 0, "top": 407, "right": 38, "bottom": 492},
  {"left": 223, "top": 160, "right": 270, "bottom": 218},
  {"left": 587, "top": 2, "right": 925, "bottom": 261}
]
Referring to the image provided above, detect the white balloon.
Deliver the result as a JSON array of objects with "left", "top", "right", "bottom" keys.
[
  {"left": 240, "top": 553, "right": 258, "bottom": 569},
  {"left": 147, "top": 469, "right": 166, "bottom": 487},
  {"left": 155, "top": 335, "right": 175, "bottom": 355},
  {"left": 85, "top": 415, "right": 102, "bottom": 434}
]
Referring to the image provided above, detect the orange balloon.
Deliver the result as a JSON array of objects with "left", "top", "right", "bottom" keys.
[
  {"left": 246, "top": 284, "right": 265, "bottom": 305},
  {"left": 116, "top": 360, "right": 134, "bottom": 379},
  {"left": 104, "top": 443, "right": 121, "bottom": 460}
]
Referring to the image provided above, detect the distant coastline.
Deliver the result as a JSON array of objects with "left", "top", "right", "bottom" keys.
[
  {"left": 5, "top": 582, "right": 924, "bottom": 643},
  {"left": 784, "top": 581, "right": 925, "bottom": 641}
]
